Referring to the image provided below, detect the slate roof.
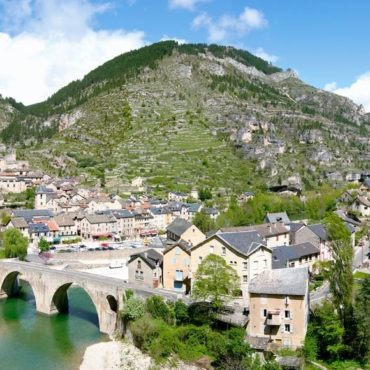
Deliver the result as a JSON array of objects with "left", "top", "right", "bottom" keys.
[
  {"left": 335, "top": 210, "right": 361, "bottom": 226},
  {"left": 203, "top": 207, "right": 219, "bottom": 215},
  {"left": 166, "top": 218, "right": 192, "bottom": 237},
  {"left": 29, "top": 223, "right": 49, "bottom": 234},
  {"left": 344, "top": 222, "right": 356, "bottom": 234},
  {"left": 307, "top": 224, "right": 328, "bottom": 241},
  {"left": 128, "top": 249, "right": 163, "bottom": 269},
  {"left": 220, "top": 223, "right": 289, "bottom": 238},
  {"left": 84, "top": 214, "right": 116, "bottom": 224},
  {"left": 357, "top": 196, "right": 370, "bottom": 207},
  {"left": 186, "top": 203, "right": 202, "bottom": 213},
  {"left": 272, "top": 243, "right": 320, "bottom": 269},
  {"left": 289, "top": 222, "right": 305, "bottom": 233},
  {"left": 246, "top": 336, "right": 270, "bottom": 351},
  {"left": 35, "top": 186, "right": 55, "bottom": 194},
  {"left": 249, "top": 267, "right": 308, "bottom": 296},
  {"left": 150, "top": 207, "right": 171, "bottom": 216},
  {"left": 12, "top": 209, "right": 54, "bottom": 222},
  {"left": 204, "top": 230, "right": 268, "bottom": 257},
  {"left": 111, "top": 210, "right": 135, "bottom": 219},
  {"left": 54, "top": 214, "right": 75, "bottom": 227},
  {"left": 10, "top": 217, "right": 28, "bottom": 228},
  {"left": 163, "top": 240, "right": 192, "bottom": 255},
  {"left": 362, "top": 177, "right": 370, "bottom": 189},
  {"left": 265, "top": 212, "right": 291, "bottom": 224}
]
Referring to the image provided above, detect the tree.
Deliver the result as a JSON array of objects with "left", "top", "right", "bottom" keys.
[
  {"left": 145, "top": 295, "right": 173, "bottom": 324},
  {"left": 3, "top": 228, "right": 28, "bottom": 261},
  {"left": 192, "top": 254, "right": 240, "bottom": 309},
  {"left": 0, "top": 211, "right": 10, "bottom": 226},
  {"left": 38, "top": 237, "right": 49, "bottom": 252},
  {"left": 324, "top": 214, "right": 353, "bottom": 322},
  {"left": 310, "top": 301, "right": 345, "bottom": 361},
  {"left": 199, "top": 187, "right": 212, "bottom": 201},
  {"left": 352, "top": 277, "right": 370, "bottom": 364},
  {"left": 193, "top": 211, "right": 215, "bottom": 233}
]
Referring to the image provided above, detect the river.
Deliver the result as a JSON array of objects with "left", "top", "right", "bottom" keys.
[{"left": 0, "top": 280, "right": 107, "bottom": 370}]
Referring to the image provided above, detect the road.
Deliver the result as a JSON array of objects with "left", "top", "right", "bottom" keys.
[
  {"left": 310, "top": 241, "right": 369, "bottom": 305},
  {"left": 353, "top": 242, "right": 369, "bottom": 269}
]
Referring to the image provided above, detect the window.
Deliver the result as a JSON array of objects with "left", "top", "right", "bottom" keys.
[
  {"left": 175, "top": 247, "right": 181, "bottom": 255},
  {"left": 140, "top": 271, "right": 144, "bottom": 280},
  {"left": 221, "top": 246, "right": 226, "bottom": 255},
  {"left": 263, "top": 259, "right": 267, "bottom": 268},
  {"left": 284, "top": 296, "right": 290, "bottom": 305},
  {"left": 183, "top": 257, "right": 189, "bottom": 266},
  {"left": 263, "top": 309, "right": 267, "bottom": 317},
  {"left": 243, "top": 275, "right": 248, "bottom": 283},
  {"left": 175, "top": 270, "right": 183, "bottom": 281},
  {"left": 209, "top": 245, "right": 214, "bottom": 254},
  {"left": 285, "top": 310, "right": 290, "bottom": 319},
  {"left": 285, "top": 324, "right": 291, "bottom": 333},
  {"left": 199, "top": 256, "right": 203, "bottom": 262},
  {"left": 137, "top": 260, "right": 141, "bottom": 269},
  {"left": 243, "top": 262, "right": 248, "bottom": 270},
  {"left": 172, "top": 257, "right": 177, "bottom": 264}
]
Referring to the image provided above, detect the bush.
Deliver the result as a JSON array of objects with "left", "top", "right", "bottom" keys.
[
  {"left": 145, "top": 295, "right": 174, "bottom": 324},
  {"left": 174, "top": 300, "right": 189, "bottom": 324},
  {"left": 121, "top": 296, "right": 145, "bottom": 321}
]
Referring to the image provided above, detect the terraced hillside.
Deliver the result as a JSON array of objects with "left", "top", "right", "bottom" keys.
[{"left": 1, "top": 42, "right": 369, "bottom": 193}]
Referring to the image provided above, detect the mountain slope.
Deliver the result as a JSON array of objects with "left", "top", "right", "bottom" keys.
[{"left": 1, "top": 42, "right": 369, "bottom": 193}]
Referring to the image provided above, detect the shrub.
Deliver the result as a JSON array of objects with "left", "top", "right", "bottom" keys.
[
  {"left": 174, "top": 300, "right": 189, "bottom": 324},
  {"left": 121, "top": 296, "right": 145, "bottom": 321},
  {"left": 130, "top": 315, "right": 159, "bottom": 350},
  {"left": 145, "top": 295, "right": 174, "bottom": 324}
]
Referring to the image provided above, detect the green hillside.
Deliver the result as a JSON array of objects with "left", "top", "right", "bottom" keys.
[{"left": 0, "top": 41, "right": 369, "bottom": 194}]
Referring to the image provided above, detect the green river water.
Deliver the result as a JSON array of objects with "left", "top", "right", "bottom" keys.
[{"left": 0, "top": 281, "right": 106, "bottom": 370}]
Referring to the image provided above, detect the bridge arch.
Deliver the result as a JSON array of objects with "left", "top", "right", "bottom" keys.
[
  {"left": 0, "top": 269, "right": 44, "bottom": 311},
  {"left": 49, "top": 282, "right": 119, "bottom": 334},
  {"left": 106, "top": 295, "right": 118, "bottom": 313},
  {"left": 0, "top": 271, "right": 21, "bottom": 298}
]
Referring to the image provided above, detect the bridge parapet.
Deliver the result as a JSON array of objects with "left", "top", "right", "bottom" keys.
[{"left": 0, "top": 260, "right": 183, "bottom": 335}]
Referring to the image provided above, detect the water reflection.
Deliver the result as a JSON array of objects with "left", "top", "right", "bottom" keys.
[{"left": 0, "top": 280, "right": 105, "bottom": 370}]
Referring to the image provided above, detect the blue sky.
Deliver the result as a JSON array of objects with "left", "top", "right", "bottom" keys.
[{"left": 0, "top": 0, "right": 370, "bottom": 110}]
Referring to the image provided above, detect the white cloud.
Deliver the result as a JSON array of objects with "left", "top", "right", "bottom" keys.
[
  {"left": 0, "top": 0, "right": 146, "bottom": 104},
  {"left": 254, "top": 47, "right": 278, "bottom": 63},
  {"left": 161, "top": 34, "right": 187, "bottom": 44},
  {"left": 323, "top": 81, "right": 337, "bottom": 92},
  {"left": 192, "top": 7, "right": 267, "bottom": 43},
  {"left": 327, "top": 72, "right": 370, "bottom": 112},
  {"left": 169, "top": 0, "right": 209, "bottom": 11}
]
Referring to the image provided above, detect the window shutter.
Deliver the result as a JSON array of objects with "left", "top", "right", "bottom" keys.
[
  {"left": 290, "top": 324, "right": 294, "bottom": 333},
  {"left": 290, "top": 310, "right": 293, "bottom": 320},
  {"left": 261, "top": 309, "right": 264, "bottom": 318},
  {"left": 280, "top": 324, "right": 284, "bottom": 333}
]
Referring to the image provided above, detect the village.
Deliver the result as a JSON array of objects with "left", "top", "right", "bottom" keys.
[{"left": 0, "top": 147, "right": 369, "bottom": 360}]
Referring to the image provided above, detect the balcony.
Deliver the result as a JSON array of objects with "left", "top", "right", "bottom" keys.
[{"left": 266, "top": 310, "right": 281, "bottom": 326}]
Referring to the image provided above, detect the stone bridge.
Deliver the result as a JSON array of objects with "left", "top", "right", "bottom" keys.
[{"left": 0, "top": 260, "right": 181, "bottom": 335}]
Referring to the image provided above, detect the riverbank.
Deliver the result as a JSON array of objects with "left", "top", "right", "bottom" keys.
[{"left": 80, "top": 340, "right": 201, "bottom": 370}]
